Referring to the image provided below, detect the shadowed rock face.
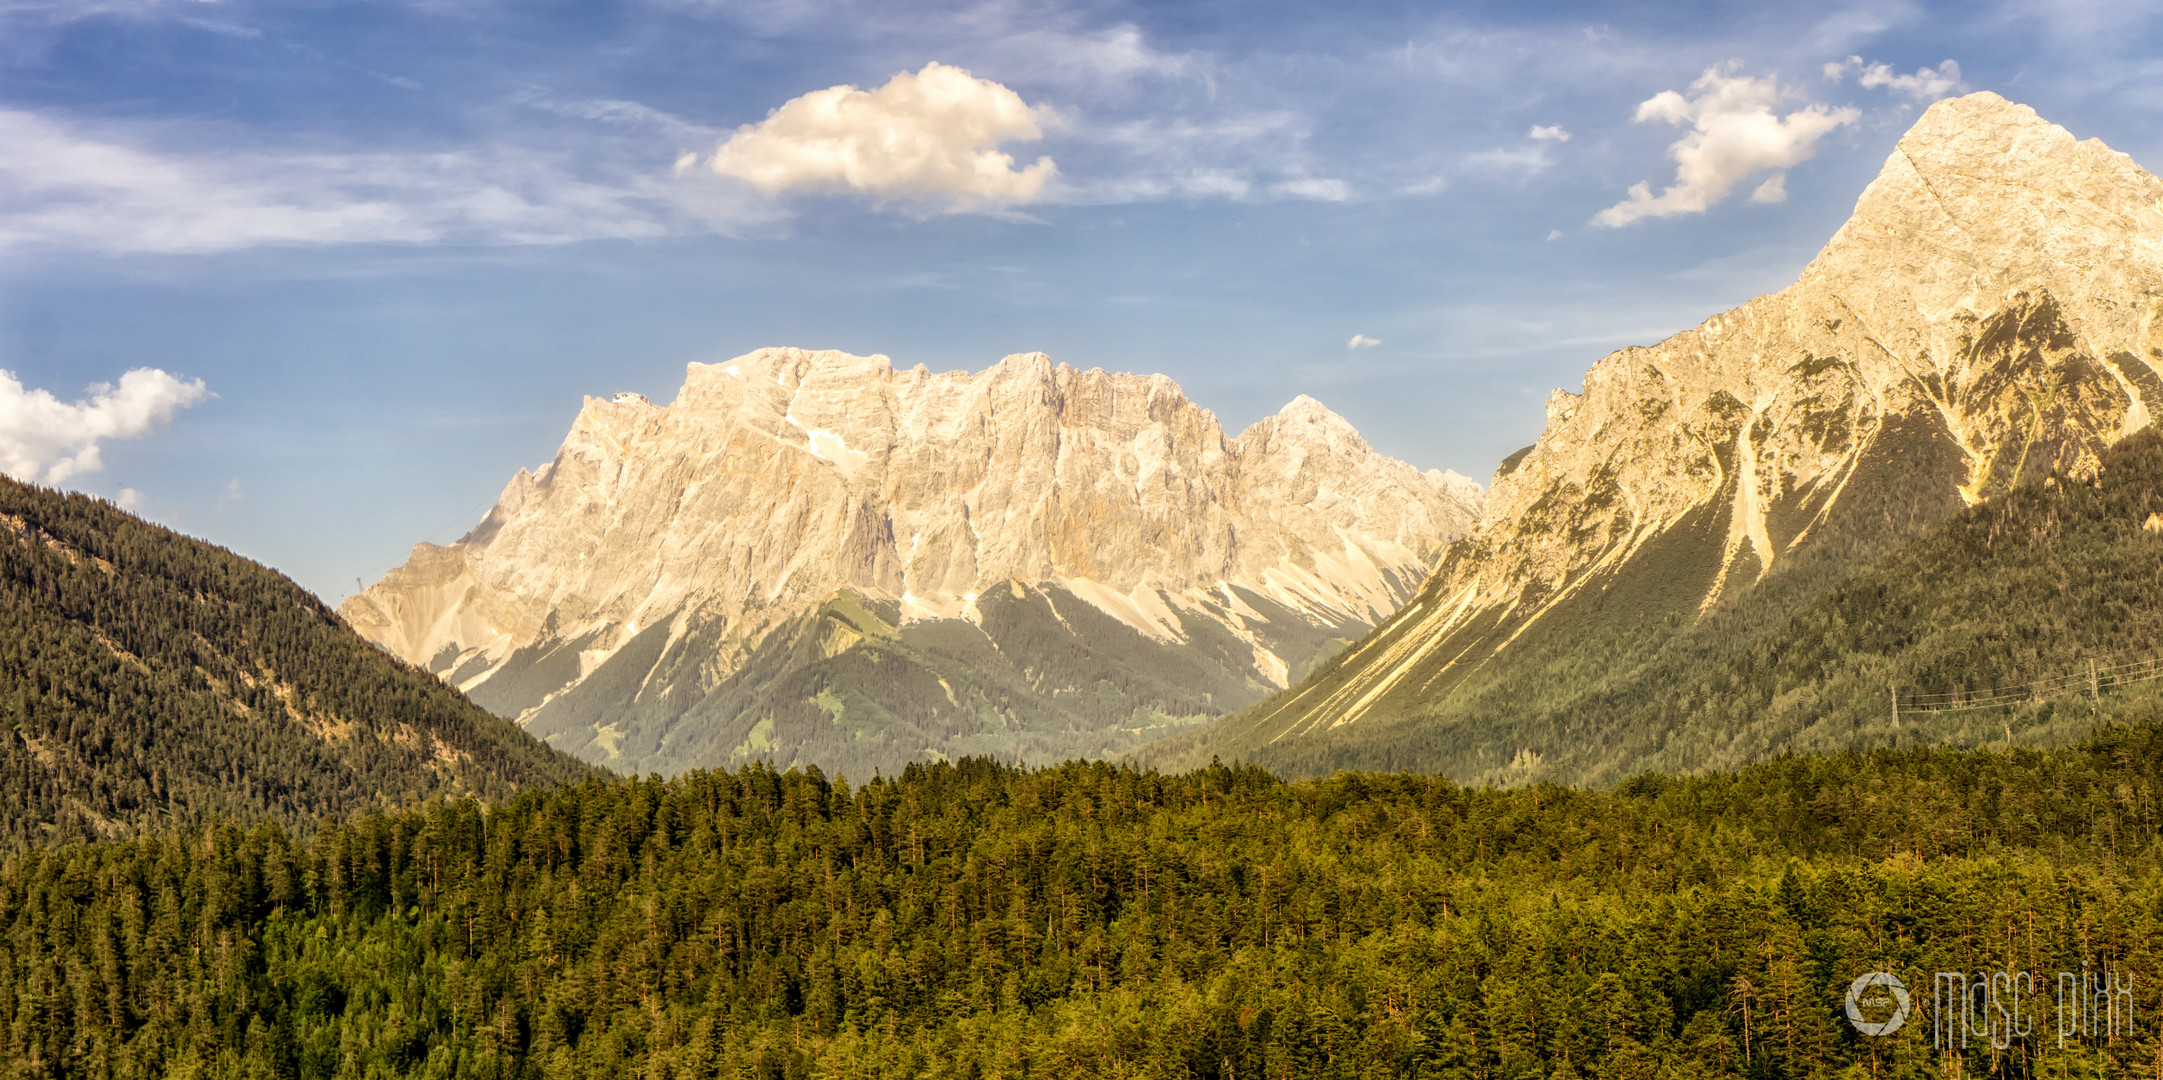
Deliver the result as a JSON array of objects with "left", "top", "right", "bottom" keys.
[
  {"left": 340, "top": 351, "right": 1480, "bottom": 778},
  {"left": 1162, "top": 92, "right": 2163, "bottom": 783}
]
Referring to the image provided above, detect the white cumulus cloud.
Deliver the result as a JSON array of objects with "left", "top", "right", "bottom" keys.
[
  {"left": 707, "top": 62, "right": 1057, "bottom": 214},
  {"left": 0, "top": 368, "right": 208, "bottom": 484},
  {"left": 1825, "top": 57, "right": 1965, "bottom": 102},
  {"left": 1595, "top": 65, "right": 1858, "bottom": 228},
  {"left": 1528, "top": 124, "right": 1571, "bottom": 141},
  {"left": 1347, "top": 334, "right": 1382, "bottom": 349}
]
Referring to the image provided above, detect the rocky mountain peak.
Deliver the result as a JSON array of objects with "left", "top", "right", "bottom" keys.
[
  {"left": 1904, "top": 91, "right": 2055, "bottom": 155},
  {"left": 1274, "top": 393, "right": 1349, "bottom": 425},
  {"left": 1191, "top": 93, "right": 2163, "bottom": 763},
  {"left": 1233, "top": 394, "right": 1362, "bottom": 452},
  {"left": 1888, "top": 91, "right": 2130, "bottom": 189},
  {"left": 342, "top": 348, "right": 1481, "bottom": 778},
  {"left": 1803, "top": 92, "right": 2163, "bottom": 325}
]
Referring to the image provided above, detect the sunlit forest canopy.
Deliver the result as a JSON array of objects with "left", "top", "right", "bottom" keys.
[{"left": 5, "top": 732, "right": 2162, "bottom": 1078}]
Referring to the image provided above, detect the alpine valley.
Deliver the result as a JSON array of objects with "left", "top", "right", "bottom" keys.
[
  {"left": 1148, "top": 92, "right": 2163, "bottom": 784},
  {"left": 342, "top": 352, "right": 1479, "bottom": 778},
  {"left": 18, "top": 76, "right": 2163, "bottom": 1080}
]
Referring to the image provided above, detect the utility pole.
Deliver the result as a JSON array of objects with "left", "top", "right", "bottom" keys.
[
  {"left": 2091, "top": 659, "right": 2100, "bottom": 715},
  {"left": 1890, "top": 683, "right": 1899, "bottom": 729}
]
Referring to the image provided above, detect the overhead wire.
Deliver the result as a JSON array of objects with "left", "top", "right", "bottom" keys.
[{"left": 1894, "top": 648, "right": 2163, "bottom": 715}]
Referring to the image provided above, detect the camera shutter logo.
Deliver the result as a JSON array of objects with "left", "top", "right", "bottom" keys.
[{"left": 1847, "top": 973, "right": 1911, "bottom": 1036}]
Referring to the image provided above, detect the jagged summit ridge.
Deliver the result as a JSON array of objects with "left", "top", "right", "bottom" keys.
[
  {"left": 1802, "top": 92, "right": 2163, "bottom": 378},
  {"left": 1466, "top": 91, "right": 2163, "bottom": 638},
  {"left": 342, "top": 347, "right": 1480, "bottom": 776},
  {"left": 1176, "top": 92, "right": 2163, "bottom": 774}
]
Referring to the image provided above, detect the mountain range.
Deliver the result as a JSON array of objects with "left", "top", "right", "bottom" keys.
[
  {"left": 341, "top": 351, "right": 1478, "bottom": 778},
  {"left": 335, "top": 91, "right": 2163, "bottom": 787}
]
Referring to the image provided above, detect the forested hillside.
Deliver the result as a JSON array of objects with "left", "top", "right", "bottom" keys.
[
  {"left": 1590, "top": 424, "right": 2163, "bottom": 778},
  {"left": 5, "top": 728, "right": 2163, "bottom": 1078},
  {"left": 0, "top": 478, "right": 598, "bottom": 848},
  {"left": 1163, "top": 427, "right": 2163, "bottom": 786}
]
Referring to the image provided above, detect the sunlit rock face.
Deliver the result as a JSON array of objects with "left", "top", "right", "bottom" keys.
[
  {"left": 340, "top": 349, "right": 1480, "bottom": 777},
  {"left": 1168, "top": 93, "right": 2163, "bottom": 780}
]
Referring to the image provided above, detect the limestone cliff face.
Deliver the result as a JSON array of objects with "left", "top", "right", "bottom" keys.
[
  {"left": 1179, "top": 93, "right": 2163, "bottom": 774},
  {"left": 340, "top": 350, "right": 1479, "bottom": 776}
]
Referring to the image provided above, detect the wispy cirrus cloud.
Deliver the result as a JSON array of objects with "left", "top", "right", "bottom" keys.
[
  {"left": 1463, "top": 145, "right": 1553, "bottom": 178},
  {"left": 1824, "top": 56, "right": 1965, "bottom": 101},
  {"left": 975, "top": 21, "right": 1203, "bottom": 91},
  {"left": 0, "top": 0, "right": 2097, "bottom": 258},
  {"left": 0, "top": 107, "right": 738, "bottom": 255},
  {"left": 675, "top": 0, "right": 1206, "bottom": 91},
  {"left": 0, "top": 108, "right": 417, "bottom": 253},
  {"left": 1037, "top": 109, "right": 1354, "bottom": 205}
]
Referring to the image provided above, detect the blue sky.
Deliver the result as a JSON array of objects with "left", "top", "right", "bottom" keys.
[{"left": 0, "top": 0, "right": 2158, "bottom": 600}]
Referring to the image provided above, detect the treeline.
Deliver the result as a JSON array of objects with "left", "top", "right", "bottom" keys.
[
  {"left": 1617, "top": 425, "right": 2163, "bottom": 775},
  {"left": 8, "top": 727, "right": 2163, "bottom": 1079},
  {"left": 0, "top": 478, "right": 595, "bottom": 848}
]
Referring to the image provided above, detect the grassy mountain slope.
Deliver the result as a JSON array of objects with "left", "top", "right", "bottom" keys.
[
  {"left": 1148, "top": 427, "right": 2163, "bottom": 785},
  {"left": 1603, "top": 424, "right": 2163, "bottom": 775},
  {"left": 514, "top": 581, "right": 1360, "bottom": 780},
  {"left": 0, "top": 478, "right": 598, "bottom": 847}
]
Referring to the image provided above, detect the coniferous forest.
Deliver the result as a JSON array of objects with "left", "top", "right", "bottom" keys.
[
  {"left": 6, "top": 728, "right": 2163, "bottom": 1079},
  {"left": 13, "top": 387, "right": 2163, "bottom": 1078},
  {"left": 1162, "top": 428, "right": 2163, "bottom": 789},
  {"left": 0, "top": 478, "right": 597, "bottom": 848}
]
